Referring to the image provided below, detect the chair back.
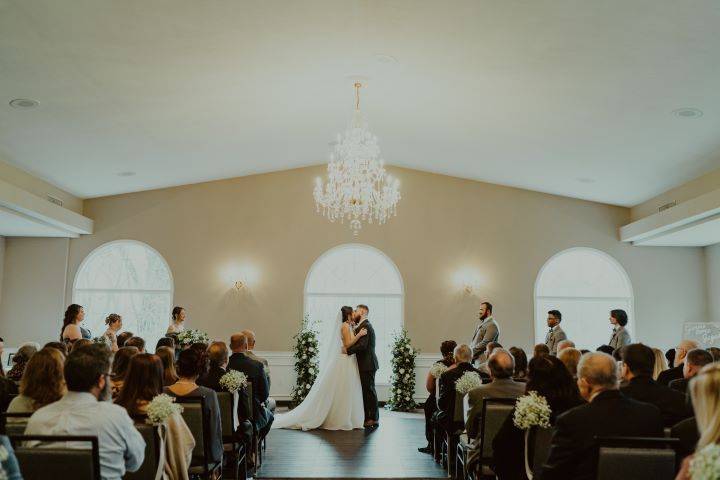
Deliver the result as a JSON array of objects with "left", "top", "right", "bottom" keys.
[
  {"left": 175, "top": 396, "right": 212, "bottom": 472},
  {"left": 123, "top": 423, "right": 163, "bottom": 480},
  {"left": 478, "top": 398, "right": 516, "bottom": 461},
  {"left": 529, "top": 426, "right": 555, "bottom": 476},
  {"left": 596, "top": 437, "right": 679, "bottom": 480},
  {"left": 453, "top": 392, "right": 466, "bottom": 423},
  {"left": 10, "top": 434, "right": 101, "bottom": 480},
  {"left": 216, "top": 391, "right": 238, "bottom": 442},
  {"left": 0, "top": 412, "right": 31, "bottom": 436}
]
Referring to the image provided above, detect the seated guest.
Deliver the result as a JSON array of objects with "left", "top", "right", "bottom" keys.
[
  {"left": 165, "top": 348, "right": 223, "bottom": 465},
  {"left": 665, "top": 348, "right": 676, "bottom": 370},
  {"left": 43, "top": 341, "right": 68, "bottom": 358},
  {"left": 466, "top": 348, "right": 526, "bottom": 438},
  {"left": 538, "top": 352, "right": 663, "bottom": 480},
  {"left": 544, "top": 310, "right": 566, "bottom": 356},
  {"left": 493, "top": 355, "right": 585, "bottom": 480},
  {"left": 242, "top": 330, "right": 276, "bottom": 412},
  {"left": 25, "top": 343, "right": 145, "bottom": 479},
  {"left": 557, "top": 348, "right": 581, "bottom": 379},
  {"left": 228, "top": 333, "right": 273, "bottom": 440},
  {"left": 652, "top": 347, "right": 668, "bottom": 380},
  {"left": 419, "top": 340, "right": 456, "bottom": 454},
  {"left": 156, "top": 346, "right": 179, "bottom": 386},
  {"left": 658, "top": 340, "right": 700, "bottom": 386},
  {"left": 111, "top": 346, "right": 139, "bottom": 398},
  {"left": 579, "top": 349, "right": 590, "bottom": 355},
  {"left": 675, "top": 363, "right": 720, "bottom": 479},
  {"left": 156, "top": 336, "right": 175, "bottom": 352},
  {"left": 70, "top": 338, "right": 92, "bottom": 352},
  {"left": 669, "top": 348, "right": 714, "bottom": 394},
  {"left": 8, "top": 347, "right": 65, "bottom": 416},
  {"left": 116, "top": 331, "right": 134, "bottom": 348},
  {"left": 596, "top": 344, "right": 615, "bottom": 356},
  {"left": 198, "top": 341, "right": 229, "bottom": 391},
  {"left": 533, "top": 343, "right": 550, "bottom": 358},
  {"left": 6, "top": 343, "right": 39, "bottom": 382},
  {"left": 509, "top": 346, "right": 528, "bottom": 382},
  {"left": 0, "top": 374, "right": 18, "bottom": 413},
  {"left": 707, "top": 346, "right": 720, "bottom": 363},
  {"left": 555, "top": 339, "right": 575, "bottom": 353},
  {"left": 619, "top": 343, "right": 692, "bottom": 427},
  {"left": 125, "top": 336, "right": 146, "bottom": 353},
  {"left": 477, "top": 341, "right": 502, "bottom": 375},
  {"left": 435, "top": 344, "right": 482, "bottom": 434},
  {"left": 116, "top": 353, "right": 195, "bottom": 479}
]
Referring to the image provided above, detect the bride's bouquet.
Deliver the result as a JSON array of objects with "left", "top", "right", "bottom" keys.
[
  {"left": 690, "top": 444, "right": 720, "bottom": 480},
  {"left": 513, "top": 391, "right": 552, "bottom": 430},
  {"left": 145, "top": 393, "right": 183, "bottom": 425},
  {"left": 455, "top": 371, "right": 482, "bottom": 395},
  {"left": 177, "top": 329, "right": 210, "bottom": 347},
  {"left": 219, "top": 370, "right": 248, "bottom": 392}
]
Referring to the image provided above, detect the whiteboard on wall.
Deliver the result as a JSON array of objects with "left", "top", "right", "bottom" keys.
[{"left": 683, "top": 323, "right": 720, "bottom": 348}]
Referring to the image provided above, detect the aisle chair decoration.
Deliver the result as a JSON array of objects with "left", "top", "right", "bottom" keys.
[
  {"left": 386, "top": 329, "right": 418, "bottom": 412},
  {"left": 455, "top": 372, "right": 482, "bottom": 395},
  {"left": 291, "top": 315, "right": 319, "bottom": 406},
  {"left": 513, "top": 391, "right": 552, "bottom": 479}
]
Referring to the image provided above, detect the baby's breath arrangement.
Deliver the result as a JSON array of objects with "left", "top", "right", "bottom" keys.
[
  {"left": 177, "top": 329, "right": 210, "bottom": 347},
  {"left": 291, "top": 315, "right": 319, "bottom": 405},
  {"left": 455, "top": 371, "right": 482, "bottom": 395},
  {"left": 429, "top": 362, "right": 449, "bottom": 379},
  {"left": 145, "top": 394, "right": 183, "bottom": 425},
  {"left": 690, "top": 443, "right": 720, "bottom": 480},
  {"left": 219, "top": 370, "right": 248, "bottom": 392},
  {"left": 386, "top": 329, "right": 418, "bottom": 411},
  {"left": 513, "top": 391, "right": 552, "bottom": 430}
]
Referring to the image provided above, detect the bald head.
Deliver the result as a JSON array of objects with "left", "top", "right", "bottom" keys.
[
  {"left": 676, "top": 340, "right": 701, "bottom": 366},
  {"left": 230, "top": 333, "right": 248, "bottom": 352},
  {"left": 241, "top": 330, "right": 256, "bottom": 349},
  {"left": 577, "top": 352, "right": 618, "bottom": 400},
  {"left": 488, "top": 348, "right": 515, "bottom": 379}
]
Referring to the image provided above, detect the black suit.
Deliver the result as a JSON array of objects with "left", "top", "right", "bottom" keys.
[
  {"left": 620, "top": 376, "right": 693, "bottom": 427},
  {"left": 669, "top": 377, "right": 690, "bottom": 395},
  {"left": 198, "top": 365, "right": 225, "bottom": 392},
  {"left": 657, "top": 363, "right": 684, "bottom": 386},
  {"left": 227, "top": 352, "right": 273, "bottom": 439},
  {"left": 538, "top": 390, "right": 664, "bottom": 480},
  {"left": 346, "top": 319, "right": 380, "bottom": 423},
  {"left": 436, "top": 362, "right": 482, "bottom": 433}
]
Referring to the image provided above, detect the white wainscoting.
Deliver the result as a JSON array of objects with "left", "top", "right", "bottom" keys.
[{"left": 256, "top": 351, "right": 437, "bottom": 402}]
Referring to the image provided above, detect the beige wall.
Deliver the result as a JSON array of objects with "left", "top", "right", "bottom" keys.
[
  {"left": 0, "top": 158, "right": 83, "bottom": 214},
  {"left": 0, "top": 166, "right": 708, "bottom": 350}
]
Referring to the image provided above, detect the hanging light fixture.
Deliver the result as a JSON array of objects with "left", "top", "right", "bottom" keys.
[{"left": 313, "top": 82, "right": 401, "bottom": 235}]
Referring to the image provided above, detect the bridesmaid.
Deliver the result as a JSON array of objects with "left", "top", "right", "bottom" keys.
[
  {"left": 103, "top": 314, "right": 123, "bottom": 352},
  {"left": 608, "top": 309, "right": 631, "bottom": 351},
  {"left": 60, "top": 304, "right": 92, "bottom": 344},
  {"left": 167, "top": 306, "right": 186, "bottom": 335}
]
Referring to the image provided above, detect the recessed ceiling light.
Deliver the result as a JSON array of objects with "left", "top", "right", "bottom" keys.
[
  {"left": 117, "top": 171, "right": 136, "bottom": 177},
  {"left": 9, "top": 98, "right": 39, "bottom": 109},
  {"left": 672, "top": 108, "right": 703, "bottom": 119},
  {"left": 576, "top": 177, "right": 596, "bottom": 184}
]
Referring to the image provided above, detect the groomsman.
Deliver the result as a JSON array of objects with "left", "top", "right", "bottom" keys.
[
  {"left": 470, "top": 302, "right": 499, "bottom": 364},
  {"left": 545, "top": 310, "right": 567, "bottom": 356}
]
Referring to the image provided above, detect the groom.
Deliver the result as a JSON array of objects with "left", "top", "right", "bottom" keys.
[{"left": 347, "top": 304, "right": 380, "bottom": 428}]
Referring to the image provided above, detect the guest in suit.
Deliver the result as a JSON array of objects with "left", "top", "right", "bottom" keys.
[
  {"left": 619, "top": 343, "right": 693, "bottom": 427},
  {"left": 198, "top": 341, "right": 228, "bottom": 391},
  {"left": 436, "top": 344, "right": 482, "bottom": 434},
  {"left": 418, "top": 340, "right": 457, "bottom": 454},
  {"left": 608, "top": 309, "right": 632, "bottom": 351},
  {"left": 242, "top": 330, "right": 276, "bottom": 413},
  {"left": 470, "top": 302, "right": 499, "bottom": 364},
  {"left": 227, "top": 332, "right": 273, "bottom": 440},
  {"left": 477, "top": 341, "right": 502, "bottom": 375},
  {"left": 669, "top": 348, "right": 714, "bottom": 395},
  {"left": 657, "top": 340, "right": 700, "bottom": 386},
  {"left": 675, "top": 363, "right": 720, "bottom": 479},
  {"left": 466, "top": 348, "right": 526, "bottom": 438},
  {"left": 544, "top": 310, "right": 567, "bottom": 356},
  {"left": 538, "top": 352, "right": 664, "bottom": 480},
  {"left": 493, "top": 355, "right": 585, "bottom": 480}
]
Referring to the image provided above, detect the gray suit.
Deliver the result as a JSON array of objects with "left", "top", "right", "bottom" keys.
[
  {"left": 609, "top": 326, "right": 631, "bottom": 351},
  {"left": 545, "top": 325, "right": 567, "bottom": 356},
  {"left": 470, "top": 317, "right": 499, "bottom": 363}
]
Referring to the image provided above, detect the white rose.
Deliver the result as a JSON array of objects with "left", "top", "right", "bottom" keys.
[
  {"left": 399, "top": 368, "right": 405, "bottom": 374},
  {"left": 404, "top": 374, "right": 410, "bottom": 380},
  {"left": 308, "top": 347, "right": 314, "bottom": 352},
  {"left": 309, "top": 369, "right": 315, "bottom": 375},
  {"left": 302, "top": 355, "right": 307, "bottom": 359},
  {"left": 406, "top": 396, "right": 411, "bottom": 400},
  {"left": 306, "top": 384, "right": 311, "bottom": 389}
]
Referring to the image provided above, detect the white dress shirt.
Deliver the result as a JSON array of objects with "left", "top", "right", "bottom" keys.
[{"left": 24, "top": 391, "right": 145, "bottom": 480}]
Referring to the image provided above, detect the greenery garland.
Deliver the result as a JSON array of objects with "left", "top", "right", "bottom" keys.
[
  {"left": 386, "top": 329, "right": 418, "bottom": 411},
  {"left": 291, "top": 315, "right": 319, "bottom": 406}
]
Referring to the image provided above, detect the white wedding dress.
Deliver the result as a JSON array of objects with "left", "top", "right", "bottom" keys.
[{"left": 272, "top": 318, "right": 365, "bottom": 430}]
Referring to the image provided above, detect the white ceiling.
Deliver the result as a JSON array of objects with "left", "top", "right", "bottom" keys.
[{"left": 1, "top": 1, "right": 720, "bottom": 205}]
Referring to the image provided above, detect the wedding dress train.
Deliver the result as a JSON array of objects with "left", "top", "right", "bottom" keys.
[{"left": 272, "top": 319, "right": 365, "bottom": 431}]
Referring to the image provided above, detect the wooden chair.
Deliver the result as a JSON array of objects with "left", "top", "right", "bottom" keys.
[
  {"left": 217, "top": 391, "right": 247, "bottom": 479},
  {"left": 0, "top": 412, "right": 31, "bottom": 436},
  {"left": 9, "top": 434, "right": 101, "bottom": 480},
  {"left": 596, "top": 437, "right": 679, "bottom": 480},
  {"left": 175, "top": 396, "right": 222, "bottom": 479},
  {"left": 123, "top": 422, "right": 164, "bottom": 480}
]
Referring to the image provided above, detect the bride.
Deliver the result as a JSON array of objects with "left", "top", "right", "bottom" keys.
[{"left": 272, "top": 306, "right": 367, "bottom": 430}]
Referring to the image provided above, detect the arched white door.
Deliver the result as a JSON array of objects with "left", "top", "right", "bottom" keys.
[
  {"left": 305, "top": 244, "right": 404, "bottom": 383},
  {"left": 534, "top": 248, "right": 634, "bottom": 350}
]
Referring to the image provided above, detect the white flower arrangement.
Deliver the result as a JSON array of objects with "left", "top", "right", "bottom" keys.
[
  {"left": 455, "top": 371, "right": 482, "bottom": 395},
  {"left": 513, "top": 391, "right": 552, "bottom": 430},
  {"left": 429, "top": 362, "right": 449, "bottom": 379},
  {"left": 145, "top": 394, "right": 183, "bottom": 425},
  {"left": 219, "top": 370, "right": 248, "bottom": 392},
  {"left": 690, "top": 443, "right": 720, "bottom": 480},
  {"left": 177, "top": 329, "right": 210, "bottom": 346}
]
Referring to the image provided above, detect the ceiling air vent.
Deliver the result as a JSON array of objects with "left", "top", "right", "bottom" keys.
[
  {"left": 47, "top": 195, "right": 63, "bottom": 207},
  {"left": 658, "top": 201, "right": 676, "bottom": 213}
]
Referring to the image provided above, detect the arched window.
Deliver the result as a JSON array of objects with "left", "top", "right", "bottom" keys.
[
  {"left": 305, "top": 244, "right": 404, "bottom": 383},
  {"left": 73, "top": 240, "right": 173, "bottom": 348},
  {"left": 534, "top": 247, "right": 634, "bottom": 350}
]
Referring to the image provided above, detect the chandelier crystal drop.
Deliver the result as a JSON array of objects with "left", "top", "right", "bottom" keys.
[{"left": 313, "top": 83, "right": 401, "bottom": 235}]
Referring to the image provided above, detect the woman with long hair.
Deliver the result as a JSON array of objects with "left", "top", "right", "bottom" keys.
[
  {"left": 652, "top": 347, "right": 668, "bottom": 380},
  {"left": 492, "top": 354, "right": 586, "bottom": 480},
  {"left": 7, "top": 348, "right": 65, "bottom": 415},
  {"left": 156, "top": 346, "right": 179, "bottom": 386},
  {"left": 111, "top": 346, "right": 139, "bottom": 399},
  {"left": 418, "top": 340, "right": 457, "bottom": 454},
  {"left": 167, "top": 306, "right": 186, "bottom": 335},
  {"left": 103, "top": 314, "right": 123, "bottom": 352},
  {"left": 510, "top": 346, "right": 529, "bottom": 382},
  {"left": 60, "top": 304, "right": 91, "bottom": 344},
  {"left": 116, "top": 354, "right": 194, "bottom": 480}
]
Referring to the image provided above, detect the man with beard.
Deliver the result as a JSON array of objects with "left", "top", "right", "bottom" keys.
[
  {"left": 470, "top": 301, "right": 499, "bottom": 364},
  {"left": 25, "top": 343, "right": 145, "bottom": 480}
]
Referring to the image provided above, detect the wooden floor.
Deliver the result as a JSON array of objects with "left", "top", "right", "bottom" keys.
[{"left": 257, "top": 409, "right": 447, "bottom": 479}]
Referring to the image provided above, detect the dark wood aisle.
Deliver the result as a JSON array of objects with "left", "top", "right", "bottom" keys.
[{"left": 256, "top": 409, "right": 447, "bottom": 479}]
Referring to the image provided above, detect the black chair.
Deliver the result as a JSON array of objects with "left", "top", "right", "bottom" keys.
[
  {"left": 123, "top": 422, "right": 163, "bottom": 480},
  {"left": 596, "top": 437, "right": 680, "bottom": 480},
  {"left": 432, "top": 377, "right": 443, "bottom": 463},
  {"left": 9, "top": 434, "right": 101, "bottom": 480},
  {"left": 528, "top": 426, "right": 555, "bottom": 479},
  {"left": 217, "top": 391, "right": 247, "bottom": 480},
  {"left": 175, "top": 396, "right": 222, "bottom": 479},
  {"left": 0, "top": 412, "right": 31, "bottom": 436}
]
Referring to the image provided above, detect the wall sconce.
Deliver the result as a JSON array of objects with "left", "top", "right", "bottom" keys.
[
  {"left": 233, "top": 281, "right": 246, "bottom": 291},
  {"left": 453, "top": 267, "right": 482, "bottom": 296},
  {"left": 221, "top": 263, "right": 259, "bottom": 292}
]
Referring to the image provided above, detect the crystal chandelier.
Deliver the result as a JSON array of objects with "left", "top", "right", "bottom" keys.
[{"left": 314, "top": 83, "right": 401, "bottom": 235}]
